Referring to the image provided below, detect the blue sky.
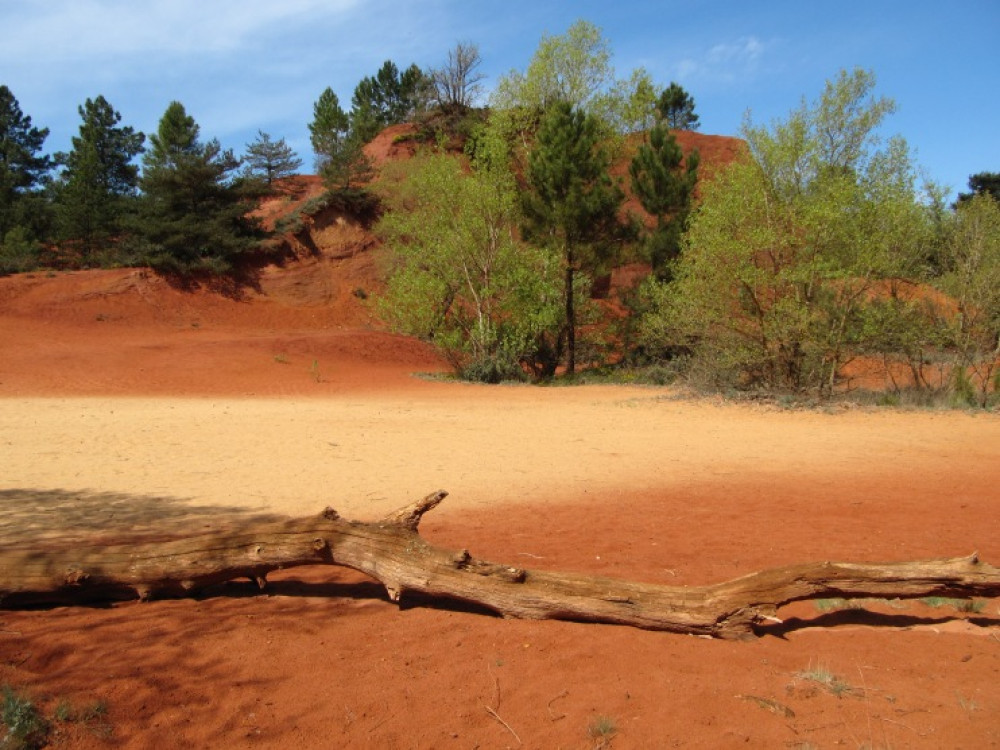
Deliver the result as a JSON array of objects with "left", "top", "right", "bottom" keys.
[{"left": 2, "top": 0, "right": 997, "bottom": 201}]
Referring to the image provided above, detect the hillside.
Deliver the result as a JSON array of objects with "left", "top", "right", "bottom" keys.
[{"left": 0, "top": 125, "right": 745, "bottom": 395}]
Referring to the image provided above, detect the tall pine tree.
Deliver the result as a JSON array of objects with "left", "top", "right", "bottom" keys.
[
  {"left": 54, "top": 95, "right": 145, "bottom": 260},
  {"left": 135, "top": 101, "right": 263, "bottom": 275},
  {"left": 629, "top": 123, "right": 699, "bottom": 279},
  {"left": 0, "top": 85, "right": 51, "bottom": 242},
  {"left": 522, "top": 102, "right": 624, "bottom": 375}
]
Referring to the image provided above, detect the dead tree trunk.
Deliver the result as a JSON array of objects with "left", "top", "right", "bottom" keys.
[{"left": 2, "top": 491, "right": 997, "bottom": 639}]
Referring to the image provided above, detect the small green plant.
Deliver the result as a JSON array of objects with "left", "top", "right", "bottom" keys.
[
  {"left": 921, "top": 596, "right": 985, "bottom": 613},
  {"left": 1, "top": 685, "right": 51, "bottom": 750},
  {"left": 273, "top": 353, "right": 290, "bottom": 364},
  {"left": 310, "top": 359, "right": 322, "bottom": 382},
  {"left": 795, "top": 665, "right": 858, "bottom": 698},
  {"left": 588, "top": 715, "right": 617, "bottom": 747}
]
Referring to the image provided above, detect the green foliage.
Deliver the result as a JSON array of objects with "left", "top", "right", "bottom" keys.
[
  {"left": 243, "top": 130, "right": 301, "bottom": 187},
  {"left": 350, "top": 60, "right": 430, "bottom": 143},
  {"left": 522, "top": 101, "right": 625, "bottom": 375},
  {"left": 490, "top": 19, "right": 658, "bottom": 146},
  {"left": 134, "top": 101, "right": 264, "bottom": 275},
  {"left": 308, "top": 87, "right": 373, "bottom": 189},
  {"left": 1, "top": 685, "right": 50, "bottom": 750},
  {"left": 308, "top": 87, "right": 350, "bottom": 171},
  {"left": 938, "top": 193, "right": 1000, "bottom": 407},
  {"left": 52, "top": 95, "right": 145, "bottom": 260},
  {"left": 629, "top": 123, "right": 699, "bottom": 279},
  {"left": 376, "top": 151, "right": 561, "bottom": 381},
  {"left": 956, "top": 171, "right": 1000, "bottom": 205},
  {"left": 656, "top": 82, "right": 700, "bottom": 130},
  {"left": 0, "top": 227, "right": 41, "bottom": 275},
  {"left": 492, "top": 19, "right": 613, "bottom": 114},
  {"left": 641, "top": 68, "right": 934, "bottom": 394},
  {"left": 0, "top": 86, "right": 52, "bottom": 243}
]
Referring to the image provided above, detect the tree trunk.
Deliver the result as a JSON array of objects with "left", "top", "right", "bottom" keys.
[
  {"left": 564, "top": 250, "right": 576, "bottom": 376},
  {"left": 2, "top": 491, "right": 997, "bottom": 640}
]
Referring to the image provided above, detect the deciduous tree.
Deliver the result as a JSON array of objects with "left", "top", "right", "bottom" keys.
[
  {"left": 430, "top": 42, "right": 486, "bottom": 112},
  {"left": 641, "top": 69, "right": 933, "bottom": 394},
  {"left": 377, "top": 151, "right": 560, "bottom": 381}
]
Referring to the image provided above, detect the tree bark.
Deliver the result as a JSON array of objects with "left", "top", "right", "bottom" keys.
[{"left": 2, "top": 490, "right": 997, "bottom": 640}]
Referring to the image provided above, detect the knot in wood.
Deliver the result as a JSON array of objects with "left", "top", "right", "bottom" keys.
[{"left": 64, "top": 569, "right": 89, "bottom": 585}]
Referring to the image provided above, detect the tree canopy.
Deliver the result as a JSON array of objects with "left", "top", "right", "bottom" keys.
[
  {"left": 629, "top": 123, "right": 699, "bottom": 279},
  {"left": 53, "top": 95, "right": 145, "bottom": 257},
  {"left": 0, "top": 85, "right": 51, "bottom": 241},
  {"left": 376, "top": 151, "right": 560, "bottom": 381},
  {"left": 522, "top": 101, "right": 625, "bottom": 375},
  {"left": 243, "top": 130, "right": 301, "bottom": 187},
  {"left": 656, "top": 83, "right": 700, "bottom": 130},
  {"left": 134, "top": 101, "right": 263, "bottom": 275},
  {"left": 640, "top": 68, "right": 933, "bottom": 393}
]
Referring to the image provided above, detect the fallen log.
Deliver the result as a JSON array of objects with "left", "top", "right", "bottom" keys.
[{"left": 2, "top": 490, "right": 998, "bottom": 639}]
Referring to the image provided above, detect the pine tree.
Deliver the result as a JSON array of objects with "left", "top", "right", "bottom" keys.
[
  {"left": 522, "top": 102, "right": 624, "bottom": 375},
  {"left": 350, "top": 61, "right": 429, "bottom": 143},
  {"left": 656, "top": 83, "right": 700, "bottom": 131},
  {"left": 629, "top": 123, "right": 699, "bottom": 279},
  {"left": 54, "top": 95, "right": 144, "bottom": 259},
  {"left": 308, "top": 87, "right": 350, "bottom": 171},
  {"left": 135, "top": 101, "right": 263, "bottom": 275},
  {"left": 0, "top": 85, "right": 51, "bottom": 241},
  {"left": 243, "top": 130, "right": 301, "bottom": 187}
]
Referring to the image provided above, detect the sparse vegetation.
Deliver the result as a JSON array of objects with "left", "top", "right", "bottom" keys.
[
  {"left": 794, "top": 664, "right": 859, "bottom": 698},
  {"left": 588, "top": 715, "right": 618, "bottom": 747},
  {"left": 1, "top": 685, "right": 50, "bottom": 750}
]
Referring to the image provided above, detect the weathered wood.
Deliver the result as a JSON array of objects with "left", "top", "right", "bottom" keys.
[{"left": 2, "top": 490, "right": 998, "bottom": 639}]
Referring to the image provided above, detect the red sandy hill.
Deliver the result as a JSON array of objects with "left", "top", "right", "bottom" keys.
[{"left": 0, "top": 125, "right": 743, "bottom": 397}]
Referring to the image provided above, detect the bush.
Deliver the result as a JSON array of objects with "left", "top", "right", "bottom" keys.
[{"left": 0, "top": 228, "right": 41, "bottom": 276}]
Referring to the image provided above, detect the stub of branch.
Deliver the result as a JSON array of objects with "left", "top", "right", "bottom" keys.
[
  {"left": 379, "top": 490, "right": 448, "bottom": 530},
  {"left": 1, "top": 491, "right": 998, "bottom": 639}
]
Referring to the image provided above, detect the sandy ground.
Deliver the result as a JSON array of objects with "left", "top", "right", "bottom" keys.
[{"left": 1, "top": 270, "right": 999, "bottom": 748}]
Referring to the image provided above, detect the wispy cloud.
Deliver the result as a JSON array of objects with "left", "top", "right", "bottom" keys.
[
  {"left": 1, "top": 0, "right": 359, "bottom": 62},
  {"left": 673, "top": 35, "right": 771, "bottom": 85}
]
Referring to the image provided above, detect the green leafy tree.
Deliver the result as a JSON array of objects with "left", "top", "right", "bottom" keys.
[
  {"left": 939, "top": 193, "right": 1000, "bottom": 406},
  {"left": 0, "top": 85, "right": 51, "bottom": 242},
  {"left": 641, "top": 68, "right": 933, "bottom": 394},
  {"left": 629, "top": 123, "right": 699, "bottom": 279},
  {"left": 134, "top": 101, "right": 263, "bottom": 274},
  {"left": 53, "top": 95, "right": 145, "bottom": 260},
  {"left": 376, "top": 151, "right": 560, "bottom": 381},
  {"left": 522, "top": 101, "right": 625, "bottom": 375},
  {"left": 243, "top": 130, "right": 301, "bottom": 187},
  {"left": 656, "top": 82, "right": 699, "bottom": 130}
]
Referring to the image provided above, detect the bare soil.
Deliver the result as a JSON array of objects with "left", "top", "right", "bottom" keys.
[{"left": 1, "top": 263, "right": 999, "bottom": 748}]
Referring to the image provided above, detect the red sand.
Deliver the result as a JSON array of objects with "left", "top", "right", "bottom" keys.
[{"left": 1, "top": 262, "right": 999, "bottom": 747}]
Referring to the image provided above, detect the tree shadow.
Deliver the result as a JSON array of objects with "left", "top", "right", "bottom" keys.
[
  {"left": 0, "top": 488, "right": 287, "bottom": 547},
  {"left": 758, "top": 607, "right": 1000, "bottom": 638}
]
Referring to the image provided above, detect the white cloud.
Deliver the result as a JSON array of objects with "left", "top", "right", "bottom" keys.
[
  {"left": 1, "top": 0, "right": 359, "bottom": 62},
  {"left": 670, "top": 35, "right": 770, "bottom": 85}
]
